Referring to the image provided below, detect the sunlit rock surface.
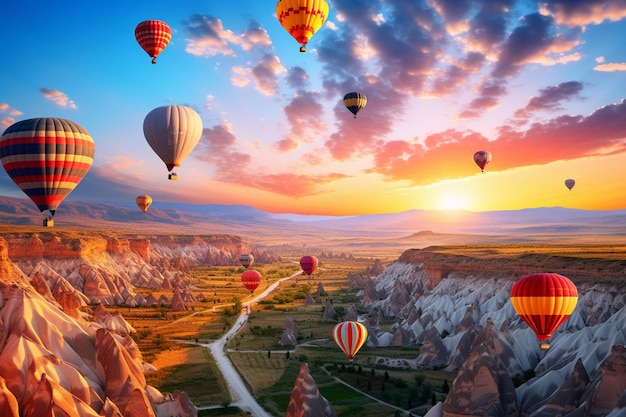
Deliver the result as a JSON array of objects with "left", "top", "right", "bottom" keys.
[
  {"left": 0, "top": 237, "right": 196, "bottom": 417},
  {"left": 361, "top": 247, "right": 626, "bottom": 416},
  {"left": 286, "top": 363, "right": 337, "bottom": 417}
]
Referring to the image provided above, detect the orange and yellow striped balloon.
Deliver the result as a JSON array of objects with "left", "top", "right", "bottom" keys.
[
  {"left": 510, "top": 273, "right": 578, "bottom": 349},
  {"left": 333, "top": 321, "right": 368, "bottom": 361}
]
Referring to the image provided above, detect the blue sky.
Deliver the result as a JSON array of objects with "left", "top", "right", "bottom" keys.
[{"left": 1, "top": 0, "right": 626, "bottom": 216}]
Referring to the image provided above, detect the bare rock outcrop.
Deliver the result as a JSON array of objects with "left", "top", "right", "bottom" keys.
[
  {"left": 323, "top": 300, "right": 336, "bottom": 321},
  {"left": 286, "top": 363, "right": 337, "bottom": 417},
  {"left": 279, "top": 316, "right": 298, "bottom": 347}
]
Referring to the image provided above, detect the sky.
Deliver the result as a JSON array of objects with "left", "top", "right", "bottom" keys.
[{"left": 1, "top": 0, "right": 626, "bottom": 217}]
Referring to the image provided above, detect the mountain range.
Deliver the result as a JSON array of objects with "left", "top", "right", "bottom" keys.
[{"left": 1, "top": 196, "right": 625, "bottom": 241}]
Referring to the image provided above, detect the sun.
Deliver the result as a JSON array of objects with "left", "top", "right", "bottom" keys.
[{"left": 437, "top": 193, "right": 470, "bottom": 211}]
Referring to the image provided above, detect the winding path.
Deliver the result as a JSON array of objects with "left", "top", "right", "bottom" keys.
[{"left": 196, "top": 273, "right": 301, "bottom": 416}]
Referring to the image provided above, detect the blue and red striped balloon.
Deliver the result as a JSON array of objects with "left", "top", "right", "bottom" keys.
[
  {"left": 0, "top": 117, "right": 95, "bottom": 220},
  {"left": 333, "top": 321, "right": 368, "bottom": 361}
]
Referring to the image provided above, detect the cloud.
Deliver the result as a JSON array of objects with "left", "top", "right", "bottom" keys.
[
  {"left": 194, "top": 122, "right": 347, "bottom": 197},
  {"left": 230, "top": 54, "right": 286, "bottom": 95},
  {"left": 251, "top": 54, "right": 287, "bottom": 96},
  {"left": 40, "top": 89, "right": 77, "bottom": 109},
  {"left": 368, "top": 99, "right": 626, "bottom": 185},
  {"left": 285, "top": 66, "right": 309, "bottom": 89},
  {"left": 492, "top": 13, "right": 582, "bottom": 79},
  {"left": 513, "top": 81, "right": 584, "bottom": 118},
  {"left": 184, "top": 15, "right": 271, "bottom": 57},
  {"left": 594, "top": 62, "right": 626, "bottom": 72},
  {"left": 540, "top": 0, "right": 626, "bottom": 26},
  {"left": 275, "top": 90, "right": 327, "bottom": 152},
  {"left": 0, "top": 103, "right": 22, "bottom": 129}
]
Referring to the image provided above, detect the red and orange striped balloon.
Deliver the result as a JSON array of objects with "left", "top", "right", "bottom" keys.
[
  {"left": 333, "top": 321, "right": 368, "bottom": 361},
  {"left": 0, "top": 118, "right": 95, "bottom": 222},
  {"left": 510, "top": 273, "right": 578, "bottom": 349},
  {"left": 135, "top": 20, "right": 172, "bottom": 64}
]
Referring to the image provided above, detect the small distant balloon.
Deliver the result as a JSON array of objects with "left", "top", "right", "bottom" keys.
[
  {"left": 300, "top": 255, "right": 318, "bottom": 277},
  {"left": 473, "top": 151, "right": 492, "bottom": 172},
  {"left": 241, "top": 270, "right": 262, "bottom": 293},
  {"left": 564, "top": 179, "right": 575, "bottom": 191},
  {"left": 343, "top": 92, "right": 367, "bottom": 118},
  {"left": 510, "top": 272, "right": 578, "bottom": 350},
  {"left": 136, "top": 195, "right": 152, "bottom": 213},
  {"left": 275, "top": 0, "right": 329, "bottom": 52},
  {"left": 239, "top": 253, "right": 254, "bottom": 269},
  {"left": 333, "top": 321, "right": 368, "bottom": 362},
  {"left": 135, "top": 20, "right": 172, "bottom": 64}
]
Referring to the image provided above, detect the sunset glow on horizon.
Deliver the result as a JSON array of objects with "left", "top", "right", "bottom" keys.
[{"left": 1, "top": 1, "right": 625, "bottom": 217}]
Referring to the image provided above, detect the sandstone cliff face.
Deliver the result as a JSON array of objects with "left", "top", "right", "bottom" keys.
[
  {"left": 0, "top": 237, "right": 195, "bottom": 416},
  {"left": 3, "top": 232, "right": 271, "bottom": 306}
]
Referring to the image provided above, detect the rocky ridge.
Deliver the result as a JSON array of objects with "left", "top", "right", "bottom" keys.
[{"left": 359, "top": 247, "right": 626, "bottom": 416}]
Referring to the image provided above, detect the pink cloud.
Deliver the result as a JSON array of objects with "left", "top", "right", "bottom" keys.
[
  {"left": 541, "top": 0, "right": 626, "bottom": 26},
  {"left": 275, "top": 91, "right": 327, "bottom": 152},
  {"left": 40, "top": 89, "right": 77, "bottom": 109}
]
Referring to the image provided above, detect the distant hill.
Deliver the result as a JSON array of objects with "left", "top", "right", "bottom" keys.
[{"left": 0, "top": 195, "right": 625, "bottom": 240}]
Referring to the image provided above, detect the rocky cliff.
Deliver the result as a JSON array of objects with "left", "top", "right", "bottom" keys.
[
  {"left": 0, "top": 237, "right": 196, "bottom": 417},
  {"left": 1, "top": 232, "right": 277, "bottom": 306},
  {"left": 359, "top": 247, "right": 626, "bottom": 416}
]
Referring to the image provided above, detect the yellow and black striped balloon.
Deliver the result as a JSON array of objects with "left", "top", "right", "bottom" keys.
[{"left": 343, "top": 92, "right": 367, "bottom": 118}]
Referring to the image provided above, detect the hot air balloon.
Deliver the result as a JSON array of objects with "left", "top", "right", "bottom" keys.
[
  {"left": 135, "top": 20, "right": 172, "bottom": 64},
  {"left": 343, "top": 92, "right": 367, "bottom": 118},
  {"left": 510, "top": 273, "right": 578, "bottom": 349},
  {"left": 565, "top": 179, "right": 575, "bottom": 191},
  {"left": 300, "top": 255, "right": 318, "bottom": 277},
  {"left": 136, "top": 195, "right": 152, "bottom": 213},
  {"left": 473, "top": 150, "right": 492, "bottom": 172},
  {"left": 333, "top": 321, "right": 368, "bottom": 362},
  {"left": 241, "top": 269, "right": 262, "bottom": 293},
  {"left": 239, "top": 253, "right": 254, "bottom": 269},
  {"left": 143, "top": 105, "right": 203, "bottom": 180},
  {"left": 275, "top": 0, "right": 329, "bottom": 52},
  {"left": 0, "top": 118, "right": 95, "bottom": 227}
]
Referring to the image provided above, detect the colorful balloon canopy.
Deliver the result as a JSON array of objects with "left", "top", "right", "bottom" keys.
[
  {"left": 299, "top": 255, "right": 318, "bottom": 276},
  {"left": 473, "top": 150, "right": 492, "bottom": 172},
  {"left": 241, "top": 269, "right": 262, "bottom": 293},
  {"left": 0, "top": 118, "right": 95, "bottom": 224},
  {"left": 143, "top": 105, "right": 203, "bottom": 180},
  {"left": 136, "top": 195, "right": 152, "bottom": 213},
  {"left": 343, "top": 92, "right": 367, "bottom": 118},
  {"left": 239, "top": 253, "right": 254, "bottom": 269},
  {"left": 275, "top": 0, "right": 329, "bottom": 52},
  {"left": 564, "top": 179, "right": 575, "bottom": 191},
  {"left": 333, "top": 321, "right": 368, "bottom": 362},
  {"left": 510, "top": 273, "right": 578, "bottom": 349},
  {"left": 135, "top": 20, "right": 172, "bottom": 64}
]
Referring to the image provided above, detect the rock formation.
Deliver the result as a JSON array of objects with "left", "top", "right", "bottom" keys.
[
  {"left": 279, "top": 316, "right": 298, "bottom": 347},
  {"left": 285, "top": 363, "right": 337, "bottom": 417},
  {"left": 323, "top": 300, "right": 336, "bottom": 321}
]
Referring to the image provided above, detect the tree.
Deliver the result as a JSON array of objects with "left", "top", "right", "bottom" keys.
[
  {"left": 414, "top": 373, "right": 426, "bottom": 387},
  {"left": 442, "top": 379, "right": 449, "bottom": 393},
  {"left": 384, "top": 371, "right": 390, "bottom": 381},
  {"left": 286, "top": 351, "right": 290, "bottom": 360},
  {"left": 267, "top": 350, "right": 271, "bottom": 358}
]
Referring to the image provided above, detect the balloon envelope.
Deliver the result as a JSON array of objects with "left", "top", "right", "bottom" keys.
[
  {"left": 565, "top": 179, "right": 575, "bottom": 191},
  {"left": 239, "top": 253, "right": 254, "bottom": 269},
  {"left": 343, "top": 92, "right": 367, "bottom": 117},
  {"left": 473, "top": 151, "right": 492, "bottom": 172},
  {"left": 510, "top": 273, "right": 578, "bottom": 349},
  {"left": 135, "top": 20, "right": 172, "bottom": 64},
  {"left": 333, "top": 321, "right": 368, "bottom": 361},
  {"left": 143, "top": 105, "right": 203, "bottom": 178},
  {"left": 275, "top": 0, "right": 329, "bottom": 52},
  {"left": 136, "top": 195, "right": 152, "bottom": 213},
  {"left": 0, "top": 118, "right": 95, "bottom": 221},
  {"left": 299, "top": 255, "right": 318, "bottom": 276},
  {"left": 241, "top": 270, "right": 262, "bottom": 293}
]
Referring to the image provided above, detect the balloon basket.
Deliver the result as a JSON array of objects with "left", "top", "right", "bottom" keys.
[
  {"left": 43, "top": 218, "right": 54, "bottom": 227},
  {"left": 540, "top": 342, "right": 550, "bottom": 350},
  {"left": 168, "top": 173, "right": 178, "bottom": 180}
]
